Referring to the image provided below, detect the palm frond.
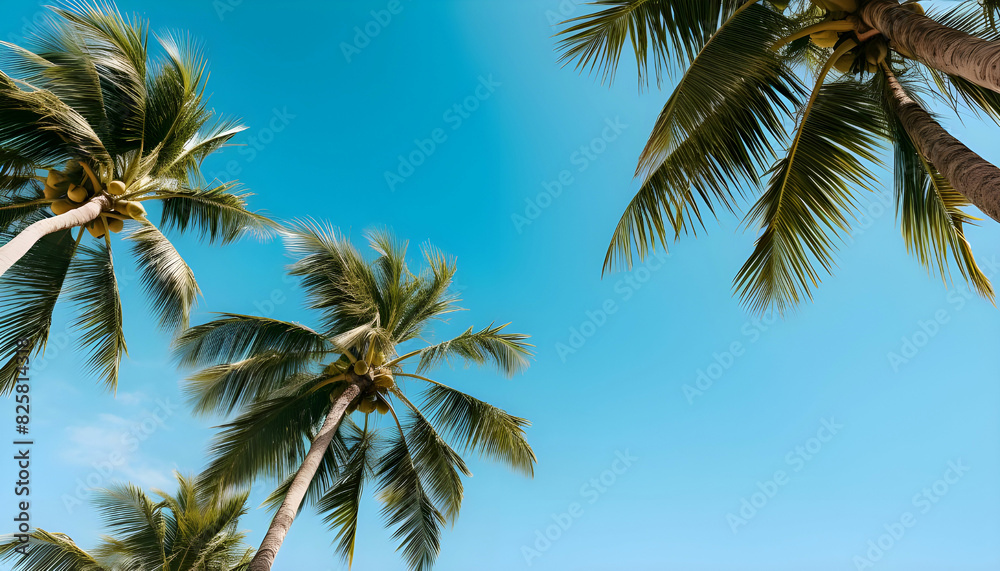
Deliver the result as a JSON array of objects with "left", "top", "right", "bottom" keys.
[
  {"left": 603, "top": 4, "right": 804, "bottom": 270},
  {"left": 556, "top": 0, "right": 742, "bottom": 86},
  {"left": 375, "top": 422, "right": 444, "bottom": 571},
  {"left": 174, "top": 313, "right": 329, "bottom": 368},
  {"left": 317, "top": 423, "right": 379, "bottom": 567},
  {"left": 156, "top": 182, "right": 276, "bottom": 244},
  {"left": 735, "top": 78, "right": 886, "bottom": 314},
  {"left": 0, "top": 228, "right": 76, "bottom": 393},
  {"left": 416, "top": 323, "right": 533, "bottom": 377},
  {"left": 0, "top": 530, "right": 105, "bottom": 571},
  {"left": 184, "top": 350, "right": 322, "bottom": 416},
  {"left": 420, "top": 383, "right": 535, "bottom": 477},
  {"left": 91, "top": 482, "right": 168, "bottom": 570},
  {"left": 397, "top": 399, "right": 470, "bottom": 523},
  {"left": 66, "top": 239, "right": 127, "bottom": 391},
  {"left": 126, "top": 224, "right": 200, "bottom": 332}
]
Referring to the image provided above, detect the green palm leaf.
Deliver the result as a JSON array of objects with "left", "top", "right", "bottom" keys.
[
  {"left": 420, "top": 383, "right": 535, "bottom": 477},
  {"left": 127, "top": 224, "right": 200, "bottom": 331},
  {"left": 317, "top": 423, "right": 379, "bottom": 567},
  {"left": 174, "top": 314, "right": 329, "bottom": 368},
  {"left": 735, "top": 77, "right": 886, "bottom": 314},
  {"left": 415, "top": 323, "right": 533, "bottom": 377},
  {"left": 156, "top": 183, "right": 276, "bottom": 244},
  {"left": 0, "top": 228, "right": 77, "bottom": 392},
  {"left": 375, "top": 425, "right": 444, "bottom": 571},
  {"left": 67, "top": 240, "right": 127, "bottom": 391},
  {"left": 0, "top": 530, "right": 105, "bottom": 571}
]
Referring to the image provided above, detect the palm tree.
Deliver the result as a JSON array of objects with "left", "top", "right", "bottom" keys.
[
  {"left": 0, "top": 473, "right": 254, "bottom": 570},
  {"left": 556, "top": 0, "right": 1000, "bottom": 313},
  {"left": 174, "top": 223, "right": 536, "bottom": 571},
  {"left": 0, "top": 2, "right": 274, "bottom": 391}
]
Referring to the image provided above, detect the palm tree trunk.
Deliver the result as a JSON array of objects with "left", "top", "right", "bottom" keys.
[
  {"left": 884, "top": 67, "right": 1000, "bottom": 223},
  {"left": 248, "top": 380, "right": 363, "bottom": 571},
  {"left": 0, "top": 195, "right": 109, "bottom": 278},
  {"left": 860, "top": 0, "right": 1000, "bottom": 93}
]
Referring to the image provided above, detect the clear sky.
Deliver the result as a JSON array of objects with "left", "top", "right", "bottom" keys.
[{"left": 3, "top": 1, "right": 999, "bottom": 570}]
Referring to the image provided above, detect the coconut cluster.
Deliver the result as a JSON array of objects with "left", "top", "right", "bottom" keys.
[
  {"left": 322, "top": 349, "right": 394, "bottom": 416},
  {"left": 807, "top": 1, "right": 923, "bottom": 75},
  {"left": 44, "top": 160, "right": 146, "bottom": 239}
]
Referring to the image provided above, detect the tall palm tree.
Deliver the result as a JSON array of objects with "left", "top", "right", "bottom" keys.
[
  {"left": 0, "top": 2, "right": 274, "bottom": 391},
  {"left": 0, "top": 473, "right": 254, "bottom": 570},
  {"left": 174, "top": 223, "right": 536, "bottom": 571},
  {"left": 557, "top": 0, "right": 999, "bottom": 313}
]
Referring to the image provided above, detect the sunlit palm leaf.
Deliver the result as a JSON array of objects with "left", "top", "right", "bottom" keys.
[
  {"left": 0, "top": 530, "right": 104, "bottom": 571},
  {"left": 416, "top": 323, "right": 533, "bottom": 377},
  {"left": 735, "top": 79, "right": 886, "bottom": 314},
  {"left": 157, "top": 183, "right": 276, "bottom": 244},
  {"left": 0, "top": 228, "right": 76, "bottom": 393},
  {"left": 67, "top": 240, "right": 127, "bottom": 391},
  {"left": 375, "top": 426, "right": 444, "bottom": 571},
  {"left": 174, "top": 314, "right": 329, "bottom": 368},
  {"left": 317, "top": 424, "right": 379, "bottom": 567},
  {"left": 399, "top": 404, "right": 470, "bottom": 523},
  {"left": 127, "top": 224, "right": 200, "bottom": 331},
  {"left": 184, "top": 350, "right": 323, "bottom": 416},
  {"left": 421, "top": 383, "right": 535, "bottom": 477}
]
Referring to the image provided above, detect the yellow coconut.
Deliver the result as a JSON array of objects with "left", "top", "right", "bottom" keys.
[
  {"left": 67, "top": 184, "right": 89, "bottom": 203},
  {"left": 833, "top": 51, "right": 856, "bottom": 73},
  {"left": 375, "top": 400, "right": 390, "bottom": 415},
  {"left": 353, "top": 360, "right": 370, "bottom": 375},
  {"left": 371, "top": 351, "right": 386, "bottom": 367},
  {"left": 116, "top": 200, "right": 147, "bottom": 220},
  {"left": 43, "top": 185, "right": 61, "bottom": 199},
  {"left": 87, "top": 221, "right": 106, "bottom": 239},
  {"left": 106, "top": 217, "right": 125, "bottom": 233},
  {"left": 357, "top": 397, "right": 377, "bottom": 414},
  {"left": 865, "top": 41, "right": 888, "bottom": 65},
  {"left": 374, "top": 373, "right": 394, "bottom": 390},
  {"left": 900, "top": 2, "right": 924, "bottom": 16},
  {"left": 51, "top": 199, "right": 74, "bottom": 215},
  {"left": 810, "top": 30, "right": 840, "bottom": 49},
  {"left": 107, "top": 180, "right": 127, "bottom": 196}
]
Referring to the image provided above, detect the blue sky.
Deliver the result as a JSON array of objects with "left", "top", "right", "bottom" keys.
[{"left": 3, "top": 1, "right": 1000, "bottom": 570}]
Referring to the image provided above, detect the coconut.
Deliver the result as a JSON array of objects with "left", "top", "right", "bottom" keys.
[
  {"left": 374, "top": 373, "right": 394, "bottom": 390},
  {"left": 865, "top": 41, "right": 888, "bottom": 65},
  {"left": 51, "top": 199, "right": 74, "bottom": 215},
  {"left": 900, "top": 2, "right": 924, "bottom": 16},
  {"left": 357, "top": 397, "right": 377, "bottom": 414},
  {"left": 116, "top": 200, "right": 147, "bottom": 220},
  {"left": 810, "top": 30, "right": 840, "bottom": 49},
  {"left": 353, "top": 360, "right": 370, "bottom": 375},
  {"left": 375, "top": 400, "right": 390, "bottom": 415},
  {"left": 371, "top": 351, "right": 386, "bottom": 367},
  {"left": 86, "top": 221, "right": 106, "bottom": 239},
  {"left": 43, "top": 185, "right": 61, "bottom": 199},
  {"left": 67, "top": 184, "right": 89, "bottom": 203},
  {"left": 107, "top": 180, "right": 127, "bottom": 196},
  {"left": 833, "top": 51, "right": 856, "bottom": 73},
  {"left": 106, "top": 217, "right": 125, "bottom": 233},
  {"left": 46, "top": 170, "right": 66, "bottom": 188}
]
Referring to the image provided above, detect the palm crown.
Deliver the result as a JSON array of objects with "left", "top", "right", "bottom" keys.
[
  {"left": 558, "top": 0, "right": 999, "bottom": 313},
  {"left": 0, "top": 2, "right": 274, "bottom": 392},
  {"left": 0, "top": 473, "right": 254, "bottom": 571},
  {"left": 174, "top": 223, "right": 535, "bottom": 571}
]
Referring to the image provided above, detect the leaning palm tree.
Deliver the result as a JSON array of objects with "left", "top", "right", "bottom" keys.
[
  {"left": 174, "top": 223, "right": 535, "bottom": 571},
  {"left": 0, "top": 473, "right": 254, "bottom": 570},
  {"left": 0, "top": 2, "right": 273, "bottom": 391},
  {"left": 557, "top": 0, "right": 999, "bottom": 313}
]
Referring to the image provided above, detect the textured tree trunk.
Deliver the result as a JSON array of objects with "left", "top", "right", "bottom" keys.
[
  {"left": 884, "top": 67, "right": 1000, "bottom": 223},
  {"left": 860, "top": 0, "right": 1000, "bottom": 93},
  {"left": 0, "top": 195, "right": 109, "bottom": 278},
  {"left": 248, "top": 380, "right": 363, "bottom": 571}
]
